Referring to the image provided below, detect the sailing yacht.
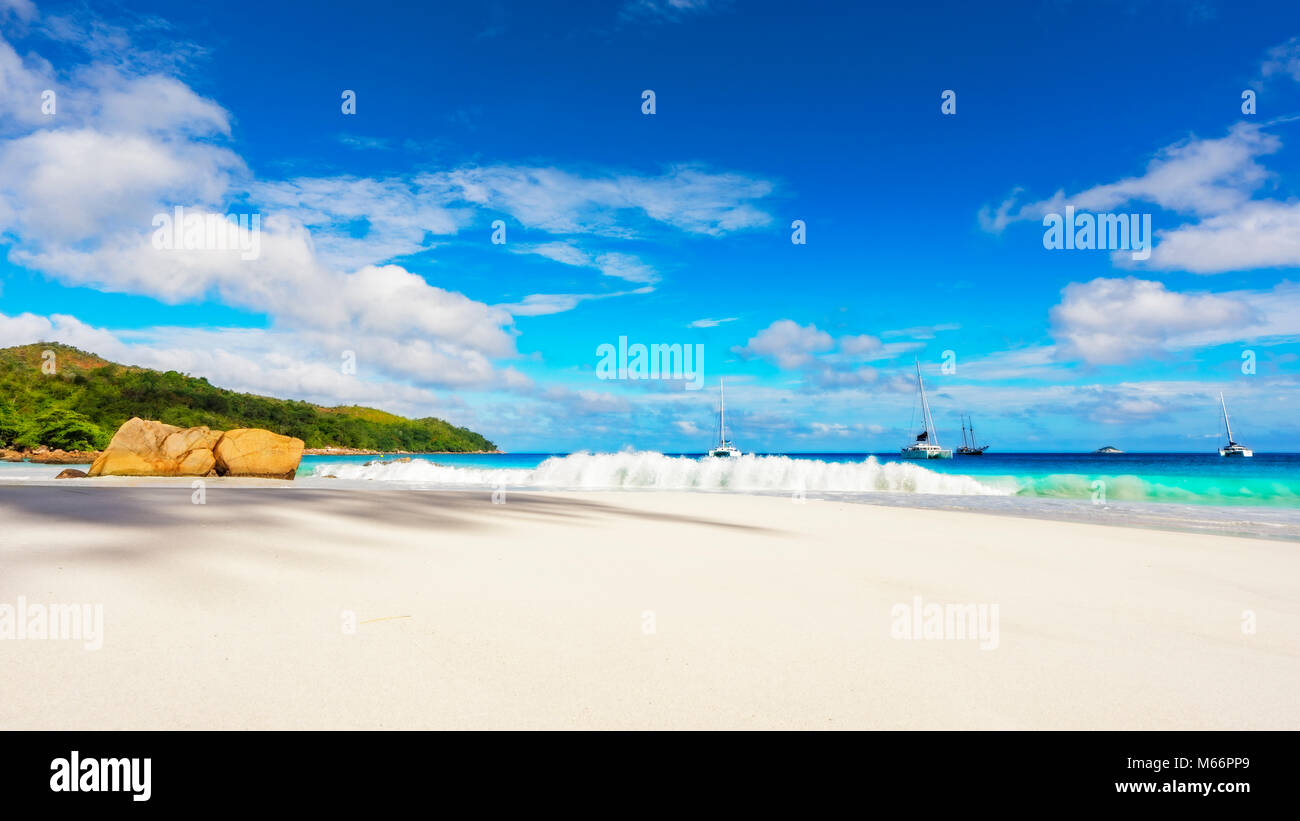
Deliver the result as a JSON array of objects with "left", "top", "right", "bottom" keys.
[
  {"left": 956, "top": 414, "right": 988, "bottom": 455},
  {"left": 708, "top": 379, "right": 740, "bottom": 458},
  {"left": 900, "top": 360, "right": 952, "bottom": 459},
  {"left": 1218, "top": 393, "right": 1252, "bottom": 457}
]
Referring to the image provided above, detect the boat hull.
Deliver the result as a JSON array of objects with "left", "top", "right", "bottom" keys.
[
  {"left": 900, "top": 447, "right": 953, "bottom": 460},
  {"left": 1219, "top": 448, "right": 1253, "bottom": 457}
]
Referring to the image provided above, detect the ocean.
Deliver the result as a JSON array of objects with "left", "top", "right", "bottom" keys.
[
  {"left": 6, "top": 451, "right": 1300, "bottom": 509},
  {"left": 290, "top": 450, "right": 1300, "bottom": 508}
]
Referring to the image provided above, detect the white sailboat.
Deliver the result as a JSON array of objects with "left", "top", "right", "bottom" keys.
[
  {"left": 708, "top": 378, "right": 740, "bottom": 458},
  {"left": 900, "top": 360, "right": 952, "bottom": 459},
  {"left": 1218, "top": 393, "right": 1252, "bottom": 457}
]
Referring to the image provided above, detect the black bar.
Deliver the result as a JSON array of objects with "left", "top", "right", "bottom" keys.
[{"left": 3, "top": 731, "right": 1289, "bottom": 808}]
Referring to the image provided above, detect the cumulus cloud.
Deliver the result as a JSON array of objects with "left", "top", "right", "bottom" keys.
[
  {"left": 1123, "top": 199, "right": 1300, "bottom": 273},
  {"left": 0, "top": 19, "right": 522, "bottom": 393},
  {"left": 734, "top": 319, "right": 834, "bottom": 369},
  {"left": 839, "top": 333, "right": 883, "bottom": 356},
  {"left": 1049, "top": 277, "right": 1258, "bottom": 364}
]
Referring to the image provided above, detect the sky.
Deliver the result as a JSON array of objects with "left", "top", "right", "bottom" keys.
[{"left": 2, "top": 0, "right": 1300, "bottom": 452}]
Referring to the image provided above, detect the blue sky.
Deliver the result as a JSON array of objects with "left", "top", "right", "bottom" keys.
[{"left": 3, "top": 0, "right": 1300, "bottom": 451}]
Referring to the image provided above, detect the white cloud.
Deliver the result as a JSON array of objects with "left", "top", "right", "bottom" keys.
[
  {"left": 688, "top": 317, "right": 737, "bottom": 328},
  {"left": 979, "top": 123, "right": 1280, "bottom": 232},
  {"left": 515, "top": 241, "right": 659, "bottom": 284},
  {"left": 1123, "top": 199, "right": 1300, "bottom": 273},
  {"left": 1261, "top": 36, "right": 1300, "bottom": 82},
  {"left": 0, "top": 5, "right": 798, "bottom": 442},
  {"left": 734, "top": 319, "right": 834, "bottom": 369},
  {"left": 0, "top": 24, "right": 517, "bottom": 392},
  {"left": 0, "top": 310, "right": 502, "bottom": 417},
  {"left": 1049, "top": 277, "right": 1259, "bottom": 364},
  {"left": 0, "top": 0, "right": 37, "bottom": 23},
  {"left": 251, "top": 176, "right": 466, "bottom": 270},
  {"left": 839, "top": 333, "right": 883, "bottom": 356},
  {"left": 495, "top": 287, "right": 652, "bottom": 317},
  {"left": 622, "top": 0, "right": 719, "bottom": 22},
  {"left": 424, "top": 163, "right": 774, "bottom": 237}
]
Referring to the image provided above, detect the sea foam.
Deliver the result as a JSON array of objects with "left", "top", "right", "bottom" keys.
[{"left": 310, "top": 450, "right": 1009, "bottom": 495}]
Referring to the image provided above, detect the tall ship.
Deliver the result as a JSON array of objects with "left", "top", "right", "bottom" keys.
[
  {"left": 956, "top": 414, "right": 988, "bottom": 455},
  {"left": 708, "top": 379, "right": 740, "bottom": 458},
  {"left": 900, "top": 360, "right": 952, "bottom": 459},
  {"left": 1218, "top": 393, "right": 1252, "bottom": 458}
]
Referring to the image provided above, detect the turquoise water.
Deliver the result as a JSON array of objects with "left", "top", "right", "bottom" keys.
[
  {"left": 6, "top": 450, "right": 1298, "bottom": 508},
  {"left": 297, "top": 451, "right": 1300, "bottom": 508}
]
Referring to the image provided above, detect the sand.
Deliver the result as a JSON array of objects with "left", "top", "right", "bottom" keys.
[{"left": 1, "top": 484, "right": 1297, "bottom": 729}]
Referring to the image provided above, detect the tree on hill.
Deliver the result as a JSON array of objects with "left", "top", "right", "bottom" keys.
[
  {"left": 0, "top": 343, "right": 496, "bottom": 453},
  {"left": 17, "top": 407, "right": 109, "bottom": 451}
]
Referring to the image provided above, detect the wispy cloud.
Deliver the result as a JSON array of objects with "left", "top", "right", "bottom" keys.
[
  {"left": 513, "top": 241, "right": 659, "bottom": 284},
  {"left": 621, "top": 0, "right": 724, "bottom": 23},
  {"left": 1261, "top": 36, "right": 1300, "bottom": 82},
  {"left": 688, "top": 317, "right": 738, "bottom": 328},
  {"left": 495, "top": 287, "right": 654, "bottom": 317},
  {"left": 979, "top": 123, "right": 1279, "bottom": 234},
  {"left": 424, "top": 163, "right": 775, "bottom": 237}
]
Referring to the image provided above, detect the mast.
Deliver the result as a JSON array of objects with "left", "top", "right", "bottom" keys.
[
  {"left": 1220, "top": 392, "right": 1234, "bottom": 443},
  {"left": 916, "top": 359, "right": 938, "bottom": 446},
  {"left": 719, "top": 379, "right": 727, "bottom": 446},
  {"left": 969, "top": 415, "right": 976, "bottom": 447}
]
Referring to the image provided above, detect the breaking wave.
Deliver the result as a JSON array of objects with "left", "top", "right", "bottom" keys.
[{"left": 310, "top": 450, "right": 1009, "bottom": 495}]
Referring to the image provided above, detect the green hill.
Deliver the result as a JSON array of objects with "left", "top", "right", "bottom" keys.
[{"left": 0, "top": 343, "right": 497, "bottom": 453}]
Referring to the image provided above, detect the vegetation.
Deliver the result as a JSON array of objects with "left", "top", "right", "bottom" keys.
[{"left": 0, "top": 343, "right": 496, "bottom": 452}]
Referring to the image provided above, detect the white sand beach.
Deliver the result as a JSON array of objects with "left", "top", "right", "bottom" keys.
[{"left": 1, "top": 484, "right": 1297, "bottom": 730}]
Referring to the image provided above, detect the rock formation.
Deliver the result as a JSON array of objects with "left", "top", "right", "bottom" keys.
[
  {"left": 86, "top": 418, "right": 303, "bottom": 479},
  {"left": 212, "top": 428, "right": 304, "bottom": 480}
]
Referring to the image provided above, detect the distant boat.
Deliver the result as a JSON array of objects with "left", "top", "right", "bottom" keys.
[
  {"left": 1094, "top": 446, "right": 1123, "bottom": 454},
  {"left": 956, "top": 414, "right": 988, "bottom": 455},
  {"left": 708, "top": 379, "right": 740, "bottom": 458},
  {"left": 900, "top": 360, "right": 952, "bottom": 459},
  {"left": 1218, "top": 393, "right": 1253, "bottom": 458}
]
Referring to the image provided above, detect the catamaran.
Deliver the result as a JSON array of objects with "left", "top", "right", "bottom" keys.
[
  {"left": 708, "top": 378, "right": 740, "bottom": 458},
  {"left": 956, "top": 414, "right": 988, "bottom": 455},
  {"left": 900, "top": 360, "right": 952, "bottom": 459},
  {"left": 1218, "top": 393, "right": 1252, "bottom": 457}
]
